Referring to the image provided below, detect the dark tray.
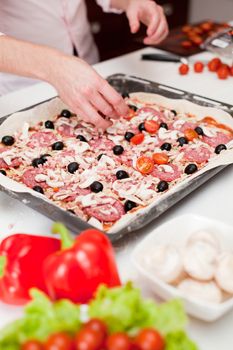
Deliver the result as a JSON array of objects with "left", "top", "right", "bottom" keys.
[{"left": 0, "top": 74, "right": 232, "bottom": 242}]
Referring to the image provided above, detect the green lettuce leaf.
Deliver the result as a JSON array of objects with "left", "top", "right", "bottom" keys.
[
  {"left": 0, "top": 289, "right": 81, "bottom": 348},
  {"left": 88, "top": 282, "right": 187, "bottom": 335},
  {"left": 165, "top": 331, "right": 199, "bottom": 350}
]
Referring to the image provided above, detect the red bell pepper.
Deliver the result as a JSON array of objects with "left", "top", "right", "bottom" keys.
[
  {"left": 0, "top": 234, "right": 60, "bottom": 305},
  {"left": 43, "top": 223, "right": 121, "bottom": 303}
]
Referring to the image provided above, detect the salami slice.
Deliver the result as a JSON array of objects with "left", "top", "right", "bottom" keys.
[
  {"left": 202, "top": 132, "right": 232, "bottom": 148},
  {"left": 0, "top": 157, "right": 21, "bottom": 169},
  {"left": 0, "top": 148, "right": 22, "bottom": 169},
  {"left": 183, "top": 145, "right": 211, "bottom": 164},
  {"left": 21, "top": 169, "right": 48, "bottom": 189},
  {"left": 85, "top": 198, "right": 124, "bottom": 222},
  {"left": 152, "top": 164, "right": 181, "bottom": 182},
  {"left": 180, "top": 122, "right": 197, "bottom": 133},
  {"left": 90, "top": 138, "right": 115, "bottom": 151},
  {"left": 64, "top": 188, "right": 91, "bottom": 202},
  {"left": 57, "top": 124, "right": 75, "bottom": 137},
  {"left": 27, "top": 131, "right": 57, "bottom": 148}
]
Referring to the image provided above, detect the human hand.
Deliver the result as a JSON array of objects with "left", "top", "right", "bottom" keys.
[
  {"left": 125, "top": 0, "right": 169, "bottom": 45},
  {"left": 49, "top": 55, "right": 128, "bottom": 130}
]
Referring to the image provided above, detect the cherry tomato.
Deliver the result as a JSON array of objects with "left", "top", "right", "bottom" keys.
[
  {"left": 84, "top": 319, "right": 107, "bottom": 338},
  {"left": 194, "top": 61, "right": 204, "bottom": 73},
  {"left": 190, "top": 35, "right": 203, "bottom": 46},
  {"left": 200, "top": 21, "right": 213, "bottom": 32},
  {"left": 184, "top": 128, "right": 199, "bottom": 141},
  {"left": 208, "top": 58, "right": 221, "bottom": 72},
  {"left": 125, "top": 109, "right": 137, "bottom": 120},
  {"left": 22, "top": 340, "right": 44, "bottom": 350},
  {"left": 229, "top": 66, "right": 233, "bottom": 76},
  {"left": 217, "top": 66, "right": 229, "bottom": 79},
  {"left": 134, "top": 329, "right": 165, "bottom": 350},
  {"left": 75, "top": 328, "right": 103, "bottom": 350},
  {"left": 130, "top": 133, "right": 145, "bottom": 145},
  {"left": 152, "top": 153, "right": 169, "bottom": 165},
  {"left": 106, "top": 333, "right": 131, "bottom": 350},
  {"left": 182, "top": 25, "right": 192, "bottom": 33},
  {"left": 192, "top": 26, "right": 203, "bottom": 35},
  {"left": 136, "top": 156, "right": 154, "bottom": 174},
  {"left": 179, "top": 64, "right": 189, "bottom": 75},
  {"left": 181, "top": 40, "right": 192, "bottom": 49},
  {"left": 45, "top": 333, "right": 74, "bottom": 350},
  {"left": 144, "top": 120, "right": 159, "bottom": 134}
]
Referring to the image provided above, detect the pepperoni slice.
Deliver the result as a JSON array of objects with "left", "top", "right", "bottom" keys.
[
  {"left": 27, "top": 132, "right": 57, "bottom": 148},
  {"left": 21, "top": 169, "right": 48, "bottom": 189},
  {"left": 202, "top": 132, "right": 232, "bottom": 148},
  {"left": 183, "top": 145, "right": 211, "bottom": 164},
  {"left": 152, "top": 164, "right": 181, "bottom": 182},
  {"left": 137, "top": 107, "right": 165, "bottom": 122},
  {"left": 85, "top": 198, "right": 124, "bottom": 222},
  {"left": 57, "top": 124, "right": 75, "bottom": 137}
]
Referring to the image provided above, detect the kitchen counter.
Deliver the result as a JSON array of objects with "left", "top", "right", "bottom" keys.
[{"left": 0, "top": 47, "right": 233, "bottom": 350}]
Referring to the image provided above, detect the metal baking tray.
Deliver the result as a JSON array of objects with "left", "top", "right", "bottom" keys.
[{"left": 0, "top": 74, "right": 232, "bottom": 242}]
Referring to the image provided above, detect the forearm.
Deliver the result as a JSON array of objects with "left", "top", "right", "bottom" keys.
[
  {"left": 109, "top": 0, "right": 130, "bottom": 11},
  {"left": 0, "top": 35, "right": 64, "bottom": 83}
]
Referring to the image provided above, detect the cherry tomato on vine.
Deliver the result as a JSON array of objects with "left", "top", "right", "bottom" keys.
[
  {"left": 44, "top": 332, "right": 74, "bottom": 350},
  {"left": 22, "top": 340, "right": 44, "bottom": 350},
  {"left": 106, "top": 333, "right": 131, "bottom": 350},
  {"left": 134, "top": 329, "right": 165, "bottom": 350},
  {"left": 179, "top": 64, "right": 189, "bottom": 75},
  {"left": 136, "top": 156, "right": 154, "bottom": 174}
]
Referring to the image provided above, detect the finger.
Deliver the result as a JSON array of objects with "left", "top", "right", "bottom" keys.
[
  {"left": 126, "top": 9, "right": 140, "bottom": 33},
  {"left": 74, "top": 97, "right": 111, "bottom": 130},
  {"left": 146, "top": 6, "right": 161, "bottom": 37},
  {"left": 144, "top": 17, "right": 169, "bottom": 45},
  {"left": 91, "top": 92, "right": 115, "bottom": 117},
  {"left": 100, "top": 82, "right": 129, "bottom": 116}
]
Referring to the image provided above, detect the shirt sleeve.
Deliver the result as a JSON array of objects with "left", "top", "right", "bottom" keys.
[{"left": 95, "top": 0, "right": 123, "bottom": 13}]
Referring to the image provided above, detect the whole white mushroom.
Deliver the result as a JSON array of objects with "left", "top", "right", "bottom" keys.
[
  {"left": 215, "top": 252, "right": 233, "bottom": 294},
  {"left": 178, "top": 278, "right": 222, "bottom": 304},
  {"left": 142, "top": 244, "right": 184, "bottom": 284}
]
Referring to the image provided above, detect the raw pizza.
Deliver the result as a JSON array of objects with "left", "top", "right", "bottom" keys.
[{"left": 0, "top": 93, "right": 233, "bottom": 232}]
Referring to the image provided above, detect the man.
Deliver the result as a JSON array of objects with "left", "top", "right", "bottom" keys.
[{"left": 0, "top": 0, "right": 168, "bottom": 128}]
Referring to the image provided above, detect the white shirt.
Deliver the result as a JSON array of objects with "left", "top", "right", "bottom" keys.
[{"left": 0, "top": 0, "right": 120, "bottom": 95}]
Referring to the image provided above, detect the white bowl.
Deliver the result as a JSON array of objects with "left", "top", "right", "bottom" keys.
[{"left": 131, "top": 214, "right": 233, "bottom": 322}]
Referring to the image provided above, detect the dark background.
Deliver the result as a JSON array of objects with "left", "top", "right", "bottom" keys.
[{"left": 86, "top": 0, "right": 190, "bottom": 61}]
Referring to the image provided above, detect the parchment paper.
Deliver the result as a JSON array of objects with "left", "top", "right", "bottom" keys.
[{"left": 0, "top": 95, "right": 232, "bottom": 234}]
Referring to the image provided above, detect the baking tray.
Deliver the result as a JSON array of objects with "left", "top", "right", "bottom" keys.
[{"left": 0, "top": 74, "right": 233, "bottom": 242}]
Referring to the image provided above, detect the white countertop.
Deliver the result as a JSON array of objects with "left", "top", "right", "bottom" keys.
[{"left": 0, "top": 47, "right": 233, "bottom": 350}]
